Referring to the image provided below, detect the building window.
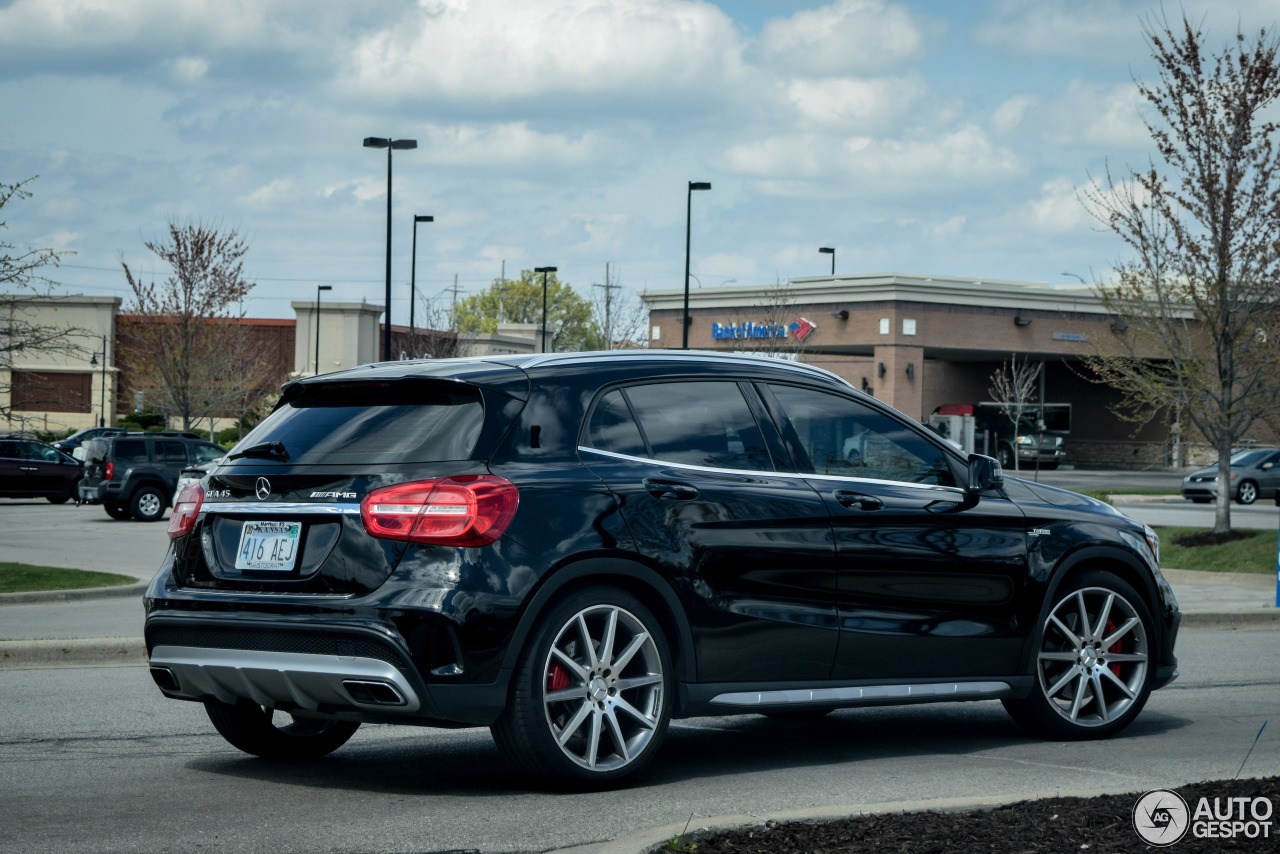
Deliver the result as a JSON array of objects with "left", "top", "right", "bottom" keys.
[
  {"left": 878, "top": 318, "right": 889, "bottom": 335},
  {"left": 902, "top": 318, "right": 917, "bottom": 335},
  {"left": 11, "top": 372, "right": 92, "bottom": 413},
  {"left": 651, "top": 325, "right": 661, "bottom": 340}
]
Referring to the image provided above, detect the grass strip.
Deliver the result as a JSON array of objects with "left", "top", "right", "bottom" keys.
[
  {"left": 1154, "top": 526, "right": 1277, "bottom": 574},
  {"left": 0, "top": 562, "right": 136, "bottom": 594}
]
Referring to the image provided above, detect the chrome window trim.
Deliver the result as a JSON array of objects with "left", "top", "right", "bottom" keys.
[
  {"left": 199, "top": 502, "right": 361, "bottom": 516},
  {"left": 578, "top": 446, "right": 967, "bottom": 495}
]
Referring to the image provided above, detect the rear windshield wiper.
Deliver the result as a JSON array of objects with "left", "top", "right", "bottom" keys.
[{"left": 228, "top": 440, "right": 290, "bottom": 462}]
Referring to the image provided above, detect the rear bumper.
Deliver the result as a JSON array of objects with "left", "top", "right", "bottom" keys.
[
  {"left": 78, "top": 481, "right": 125, "bottom": 505},
  {"left": 144, "top": 614, "right": 508, "bottom": 726}
]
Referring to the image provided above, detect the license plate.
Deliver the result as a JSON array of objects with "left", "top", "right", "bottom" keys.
[{"left": 235, "top": 520, "right": 302, "bottom": 571}]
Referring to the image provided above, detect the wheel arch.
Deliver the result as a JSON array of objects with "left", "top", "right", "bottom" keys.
[
  {"left": 1020, "top": 545, "right": 1164, "bottom": 674},
  {"left": 129, "top": 478, "right": 171, "bottom": 508},
  {"left": 499, "top": 556, "right": 696, "bottom": 684}
]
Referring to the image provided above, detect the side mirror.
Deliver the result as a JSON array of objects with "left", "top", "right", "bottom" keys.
[
  {"left": 72, "top": 447, "right": 86, "bottom": 461},
  {"left": 1263, "top": 462, "right": 1274, "bottom": 471},
  {"left": 967, "top": 453, "right": 1003, "bottom": 493}
]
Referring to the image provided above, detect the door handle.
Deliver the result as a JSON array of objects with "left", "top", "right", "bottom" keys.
[
  {"left": 19, "top": 466, "right": 38, "bottom": 472},
  {"left": 834, "top": 490, "right": 883, "bottom": 511},
  {"left": 643, "top": 478, "right": 699, "bottom": 500}
]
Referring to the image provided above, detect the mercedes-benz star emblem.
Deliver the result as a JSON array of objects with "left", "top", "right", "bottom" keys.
[{"left": 255, "top": 477, "right": 272, "bottom": 501}]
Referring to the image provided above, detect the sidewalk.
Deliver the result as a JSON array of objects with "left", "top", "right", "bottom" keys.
[{"left": 1, "top": 568, "right": 1274, "bottom": 669}]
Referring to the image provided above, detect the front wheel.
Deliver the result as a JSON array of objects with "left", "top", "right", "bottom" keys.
[
  {"left": 1236, "top": 480, "right": 1258, "bottom": 505},
  {"left": 130, "top": 486, "right": 166, "bottom": 521},
  {"left": 997, "top": 445, "right": 1014, "bottom": 469},
  {"left": 204, "top": 701, "right": 359, "bottom": 760},
  {"left": 1003, "top": 570, "right": 1155, "bottom": 741},
  {"left": 491, "top": 586, "right": 673, "bottom": 786}
]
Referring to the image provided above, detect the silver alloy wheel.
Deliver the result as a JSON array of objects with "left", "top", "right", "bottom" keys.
[
  {"left": 137, "top": 491, "right": 163, "bottom": 518},
  {"left": 1238, "top": 480, "right": 1258, "bottom": 504},
  {"left": 1036, "top": 586, "right": 1148, "bottom": 727},
  {"left": 541, "top": 603, "right": 664, "bottom": 772}
]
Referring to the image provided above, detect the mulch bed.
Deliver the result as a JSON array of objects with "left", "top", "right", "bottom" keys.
[{"left": 678, "top": 777, "right": 1278, "bottom": 853}]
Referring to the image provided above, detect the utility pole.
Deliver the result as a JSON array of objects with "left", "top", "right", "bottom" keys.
[
  {"left": 498, "top": 260, "right": 505, "bottom": 322},
  {"left": 593, "top": 262, "right": 622, "bottom": 351},
  {"left": 450, "top": 273, "right": 460, "bottom": 331}
]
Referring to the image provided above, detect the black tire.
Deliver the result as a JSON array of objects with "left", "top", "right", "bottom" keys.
[
  {"left": 204, "top": 701, "right": 359, "bottom": 760},
  {"left": 997, "top": 445, "right": 1014, "bottom": 469},
  {"left": 1236, "top": 480, "right": 1258, "bottom": 505},
  {"left": 130, "top": 485, "right": 167, "bottom": 521},
  {"left": 46, "top": 495, "right": 71, "bottom": 504},
  {"left": 1003, "top": 570, "right": 1155, "bottom": 741},
  {"left": 104, "top": 502, "right": 132, "bottom": 520},
  {"left": 491, "top": 585, "right": 673, "bottom": 786}
]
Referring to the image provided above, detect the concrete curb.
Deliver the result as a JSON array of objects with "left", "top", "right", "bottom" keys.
[
  {"left": 0, "top": 580, "right": 147, "bottom": 605},
  {"left": 0, "top": 637, "right": 147, "bottom": 669},
  {"left": 1163, "top": 568, "right": 1275, "bottom": 590},
  {"left": 553, "top": 783, "right": 1200, "bottom": 854}
]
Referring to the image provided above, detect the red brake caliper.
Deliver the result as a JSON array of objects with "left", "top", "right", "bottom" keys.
[
  {"left": 547, "top": 663, "right": 570, "bottom": 693},
  {"left": 1105, "top": 619, "right": 1122, "bottom": 676}
]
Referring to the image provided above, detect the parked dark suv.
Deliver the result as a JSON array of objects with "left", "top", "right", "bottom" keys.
[
  {"left": 0, "top": 437, "right": 83, "bottom": 503},
  {"left": 145, "top": 352, "right": 1180, "bottom": 785},
  {"left": 80, "top": 432, "right": 226, "bottom": 521}
]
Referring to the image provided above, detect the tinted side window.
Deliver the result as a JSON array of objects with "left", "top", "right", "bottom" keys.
[
  {"left": 158, "top": 441, "right": 188, "bottom": 464},
  {"left": 769, "top": 384, "right": 956, "bottom": 486},
  {"left": 113, "top": 439, "right": 148, "bottom": 463},
  {"left": 624, "top": 381, "right": 773, "bottom": 472},
  {"left": 585, "top": 390, "right": 648, "bottom": 457},
  {"left": 22, "top": 442, "right": 62, "bottom": 462},
  {"left": 0, "top": 441, "right": 17, "bottom": 458}
]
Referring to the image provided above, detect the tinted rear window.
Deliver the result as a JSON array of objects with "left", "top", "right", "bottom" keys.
[{"left": 232, "top": 380, "right": 485, "bottom": 465}]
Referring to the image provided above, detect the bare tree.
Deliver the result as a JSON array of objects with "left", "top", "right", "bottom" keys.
[
  {"left": 120, "top": 221, "right": 257, "bottom": 430},
  {"left": 988, "top": 353, "right": 1041, "bottom": 473},
  {"left": 590, "top": 264, "right": 647, "bottom": 349},
  {"left": 726, "top": 279, "right": 816, "bottom": 360},
  {"left": 1, "top": 176, "right": 85, "bottom": 426},
  {"left": 1082, "top": 13, "right": 1280, "bottom": 532}
]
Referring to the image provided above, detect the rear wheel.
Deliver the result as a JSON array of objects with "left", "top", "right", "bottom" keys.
[
  {"left": 491, "top": 586, "right": 673, "bottom": 786},
  {"left": 130, "top": 485, "right": 166, "bottom": 521},
  {"left": 1003, "top": 570, "right": 1154, "bottom": 740},
  {"left": 1236, "top": 480, "right": 1258, "bottom": 505},
  {"left": 997, "top": 445, "right": 1014, "bottom": 469},
  {"left": 104, "top": 502, "right": 132, "bottom": 520},
  {"left": 204, "top": 701, "right": 360, "bottom": 760}
]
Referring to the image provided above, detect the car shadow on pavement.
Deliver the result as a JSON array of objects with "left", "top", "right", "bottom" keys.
[{"left": 183, "top": 702, "right": 1191, "bottom": 795}]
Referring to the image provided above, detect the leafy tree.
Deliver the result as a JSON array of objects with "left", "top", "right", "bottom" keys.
[
  {"left": 1, "top": 176, "right": 84, "bottom": 425},
  {"left": 455, "top": 269, "right": 601, "bottom": 352},
  {"left": 120, "top": 221, "right": 283, "bottom": 430},
  {"left": 1083, "top": 14, "right": 1280, "bottom": 533}
]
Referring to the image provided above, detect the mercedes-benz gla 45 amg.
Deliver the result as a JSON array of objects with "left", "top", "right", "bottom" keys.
[{"left": 146, "top": 351, "right": 1180, "bottom": 785}]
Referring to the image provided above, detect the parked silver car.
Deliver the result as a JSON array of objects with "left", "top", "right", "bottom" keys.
[{"left": 1181, "top": 447, "right": 1280, "bottom": 505}]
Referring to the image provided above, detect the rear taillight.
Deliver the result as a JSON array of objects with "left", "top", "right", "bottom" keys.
[
  {"left": 167, "top": 482, "right": 204, "bottom": 539},
  {"left": 104, "top": 462, "right": 114, "bottom": 481},
  {"left": 360, "top": 476, "right": 519, "bottom": 547}
]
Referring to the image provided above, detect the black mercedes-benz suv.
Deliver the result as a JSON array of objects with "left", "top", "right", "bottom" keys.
[{"left": 145, "top": 351, "right": 1180, "bottom": 785}]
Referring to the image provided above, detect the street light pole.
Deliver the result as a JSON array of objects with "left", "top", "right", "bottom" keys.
[
  {"left": 819, "top": 246, "right": 835, "bottom": 276},
  {"left": 683, "top": 181, "right": 711, "bottom": 349},
  {"left": 409, "top": 214, "right": 433, "bottom": 359},
  {"left": 90, "top": 335, "right": 107, "bottom": 427},
  {"left": 535, "top": 267, "right": 557, "bottom": 353},
  {"left": 315, "top": 285, "right": 332, "bottom": 375},
  {"left": 363, "top": 136, "right": 418, "bottom": 362}
]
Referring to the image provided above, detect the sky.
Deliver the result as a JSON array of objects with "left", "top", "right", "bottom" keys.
[{"left": 3, "top": 0, "right": 1280, "bottom": 323}]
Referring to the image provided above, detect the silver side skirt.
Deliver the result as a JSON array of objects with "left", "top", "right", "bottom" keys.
[
  {"left": 710, "top": 681, "right": 1012, "bottom": 707},
  {"left": 149, "top": 645, "right": 421, "bottom": 714}
]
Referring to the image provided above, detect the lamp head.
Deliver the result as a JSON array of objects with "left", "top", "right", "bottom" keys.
[
  {"left": 390, "top": 139, "right": 418, "bottom": 150},
  {"left": 689, "top": 181, "right": 711, "bottom": 191},
  {"left": 318, "top": 285, "right": 333, "bottom": 292},
  {"left": 535, "top": 266, "right": 558, "bottom": 273},
  {"left": 819, "top": 247, "right": 835, "bottom": 255},
  {"left": 363, "top": 137, "right": 390, "bottom": 148},
  {"left": 414, "top": 215, "right": 433, "bottom": 223}
]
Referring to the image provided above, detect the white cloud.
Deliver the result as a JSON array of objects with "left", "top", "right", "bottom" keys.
[
  {"left": 787, "top": 74, "right": 928, "bottom": 130},
  {"left": 321, "top": 177, "right": 387, "bottom": 203},
  {"left": 343, "top": 0, "right": 744, "bottom": 104},
  {"left": 1027, "top": 177, "right": 1087, "bottom": 233},
  {"left": 416, "top": 123, "right": 603, "bottom": 167},
  {"left": 725, "top": 125, "right": 1022, "bottom": 192},
  {"left": 171, "top": 57, "right": 209, "bottom": 84},
  {"left": 991, "top": 95, "right": 1037, "bottom": 135},
  {"left": 239, "top": 178, "right": 292, "bottom": 209},
  {"left": 755, "top": 0, "right": 936, "bottom": 75},
  {"left": 974, "top": 0, "right": 1142, "bottom": 60}
]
